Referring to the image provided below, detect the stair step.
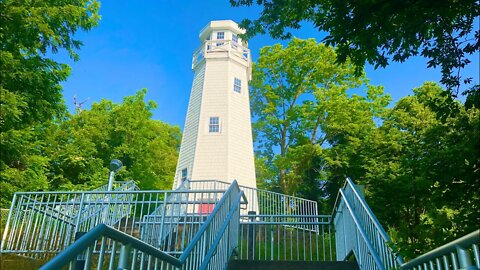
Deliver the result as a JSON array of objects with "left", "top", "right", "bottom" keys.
[{"left": 228, "top": 260, "right": 359, "bottom": 270}]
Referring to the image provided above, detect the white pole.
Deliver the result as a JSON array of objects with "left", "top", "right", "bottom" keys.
[{"left": 107, "top": 170, "right": 115, "bottom": 191}]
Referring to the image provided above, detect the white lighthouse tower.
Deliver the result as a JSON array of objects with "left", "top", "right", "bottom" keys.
[{"left": 173, "top": 20, "right": 257, "bottom": 190}]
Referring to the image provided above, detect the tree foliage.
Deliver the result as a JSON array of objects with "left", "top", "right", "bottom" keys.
[
  {"left": 231, "top": 0, "right": 479, "bottom": 96},
  {"left": 0, "top": 0, "right": 100, "bottom": 206},
  {"left": 251, "top": 38, "right": 390, "bottom": 201},
  {"left": 1, "top": 89, "right": 181, "bottom": 206},
  {"left": 360, "top": 82, "right": 479, "bottom": 257},
  {"left": 45, "top": 89, "right": 181, "bottom": 192},
  {"left": 250, "top": 38, "right": 479, "bottom": 256},
  {"left": 0, "top": 1, "right": 181, "bottom": 207}
]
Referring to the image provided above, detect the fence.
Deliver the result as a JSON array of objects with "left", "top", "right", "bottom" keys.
[
  {"left": 1, "top": 187, "right": 227, "bottom": 261},
  {"left": 189, "top": 180, "right": 318, "bottom": 219},
  {"left": 238, "top": 214, "right": 334, "bottom": 261},
  {"left": 39, "top": 180, "right": 247, "bottom": 270}
]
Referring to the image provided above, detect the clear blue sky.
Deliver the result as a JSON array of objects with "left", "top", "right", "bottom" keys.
[{"left": 55, "top": 0, "right": 479, "bottom": 129}]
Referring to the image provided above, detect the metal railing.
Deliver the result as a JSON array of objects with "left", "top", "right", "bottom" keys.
[
  {"left": 238, "top": 214, "right": 334, "bottom": 261},
  {"left": 192, "top": 39, "right": 251, "bottom": 69},
  {"left": 401, "top": 230, "right": 480, "bottom": 270},
  {"left": 1, "top": 188, "right": 227, "bottom": 261},
  {"left": 189, "top": 180, "right": 336, "bottom": 263},
  {"left": 189, "top": 180, "right": 319, "bottom": 224},
  {"left": 334, "top": 188, "right": 386, "bottom": 270},
  {"left": 39, "top": 180, "right": 247, "bottom": 270},
  {"left": 333, "top": 178, "right": 403, "bottom": 269},
  {"left": 139, "top": 181, "right": 191, "bottom": 252}
]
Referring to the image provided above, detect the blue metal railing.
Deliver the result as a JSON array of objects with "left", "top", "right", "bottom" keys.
[
  {"left": 334, "top": 188, "right": 385, "bottom": 270},
  {"left": 40, "top": 180, "right": 247, "bottom": 270},
  {"left": 401, "top": 230, "right": 480, "bottom": 270},
  {"left": 332, "top": 178, "right": 479, "bottom": 270},
  {"left": 333, "top": 178, "right": 403, "bottom": 270},
  {"left": 4, "top": 176, "right": 477, "bottom": 270}
]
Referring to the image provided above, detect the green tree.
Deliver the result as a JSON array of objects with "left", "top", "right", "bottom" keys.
[
  {"left": 45, "top": 89, "right": 181, "bottom": 191},
  {"left": 251, "top": 38, "right": 390, "bottom": 199},
  {"left": 231, "top": 0, "right": 479, "bottom": 96},
  {"left": 0, "top": 0, "right": 100, "bottom": 206},
  {"left": 360, "top": 82, "right": 479, "bottom": 257}
]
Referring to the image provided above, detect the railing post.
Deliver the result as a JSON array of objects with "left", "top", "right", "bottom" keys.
[
  {"left": 248, "top": 211, "right": 256, "bottom": 260},
  {"left": 73, "top": 232, "right": 86, "bottom": 270},
  {"left": 456, "top": 245, "right": 476, "bottom": 270},
  {"left": 73, "top": 193, "right": 86, "bottom": 270},
  {"left": 270, "top": 215, "right": 274, "bottom": 260},
  {"left": 117, "top": 244, "right": 131, "bottom": 270}
]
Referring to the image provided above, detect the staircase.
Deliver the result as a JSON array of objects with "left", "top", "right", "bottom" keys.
[{"left": 1, "top": 178, "right": 479, "bottom": 270}]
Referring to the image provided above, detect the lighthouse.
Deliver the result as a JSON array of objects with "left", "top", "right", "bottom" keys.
[{"left": 173, "top": 20, "right": 257, "bottom": 190}]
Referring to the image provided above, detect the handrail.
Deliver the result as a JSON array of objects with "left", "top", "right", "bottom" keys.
[
  {"left": 179, "top": 180, "right": 246, "bottom": 261},
  {"left": 199, "top": 191, "right": 244, "bottom": 270},
  {"left": 344, "top": 178, "right": 393, "bottom": 248},
  {"left": 332, "top": 177, "right": 404, "bottom": 268},
  {"left": 401, "top": 230, "right": 480, "bottom": 270},
  {"left": 339, "top": 189, "right": 386, "bottom": 270},
  {"left": 12, "top": 189, "right": 226, "bottom": 195},
  {"left": 40, "top": 224, "right": 182, "bottom": 270}
]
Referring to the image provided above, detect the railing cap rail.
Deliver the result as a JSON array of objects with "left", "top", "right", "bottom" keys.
[
  {"left": 189, "top": 179, "right": 318, "bottom": 204},
  {"left": 179, "top": 180, "right": 246, "bottom": 261},
  {"left": 401, "top": 230, "right": 480, "bottom": 270},
  {"left": 39, "top": 224, "right": 181, "bottom": 270},
  {"left": 13, "top": 189, "right": 227, "bottom": 195},
  {"left": 339, "top": 188, "right": 386, "bottom": 270}
]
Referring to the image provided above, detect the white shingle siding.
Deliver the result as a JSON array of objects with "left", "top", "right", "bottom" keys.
[{"left": 174, "top": 20, "right": 257, "bottom": 192}]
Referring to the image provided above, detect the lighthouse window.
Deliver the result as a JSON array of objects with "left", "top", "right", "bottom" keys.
[
  {"left": 216, "top": 32, "right": 225, "bottom": 46},
  {"left": 234, "top": 78, "right": 242, "bottom": 93},
  {"left": 209, "top": 117, "right": 220, "bottom": 133},
  {"left": 232, "top": 34, "right": 238, "bottom": 48},
  {"left": 181, "top": 168, "right": 188, "bottom": 182}
]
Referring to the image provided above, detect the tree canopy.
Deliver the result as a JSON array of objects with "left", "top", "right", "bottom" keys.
[
  {"left": 231, "top": 0, "right": 479, "bottom": 96},
  {"left": 360, "top": 82, "right": 479, "bottom": 257},
  {"left": 45, "top": 89, "right": 181, "bottom": 191},
  {"left": 0, "top": 1, "right": 181, "bottom": 206},
  {"left": 250, "top": 38, "right": 479, "bottom": 256},
  {"left": 251, "top": 38, "right": 390, "bottom": 207},
  {"left": 0, "top": 0, "right": 101, "bottom": 206}
]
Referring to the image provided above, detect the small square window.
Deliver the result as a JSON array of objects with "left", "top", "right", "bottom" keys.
[
  {"left": 209, "top": 117, "right": 220, "bottom": 133},
  {"left": 234, "top": 78, "right": 241, "bottom": 93},
  {"left": 181, "top": 168, "right": 188, "bottom": 182}
]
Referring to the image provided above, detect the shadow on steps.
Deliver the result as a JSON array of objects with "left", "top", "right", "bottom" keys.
[{"left": 228, "top": 260, "right": 359, "bottom": 270}]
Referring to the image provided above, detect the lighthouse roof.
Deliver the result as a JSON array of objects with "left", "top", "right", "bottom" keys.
[{"left": 199, "top": 20, "right": 245, "bottom": 40}]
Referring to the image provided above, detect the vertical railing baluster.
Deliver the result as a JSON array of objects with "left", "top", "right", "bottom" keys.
[{"left": 473, "top": 244, "right": 480, "bottom": 269}]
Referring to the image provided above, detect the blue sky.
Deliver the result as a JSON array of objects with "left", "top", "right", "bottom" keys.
[{"left": 55, "top": 0, "right": 479, "bottom": 129}]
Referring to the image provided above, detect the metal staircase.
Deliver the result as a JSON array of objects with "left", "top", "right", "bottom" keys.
[{"left": 1, "top": 178, "right": 478, "bottom": 270}]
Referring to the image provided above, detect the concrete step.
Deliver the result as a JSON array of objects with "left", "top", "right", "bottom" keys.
[{"left": 228, "top": 260, "right": 359, "bottom": 270}]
